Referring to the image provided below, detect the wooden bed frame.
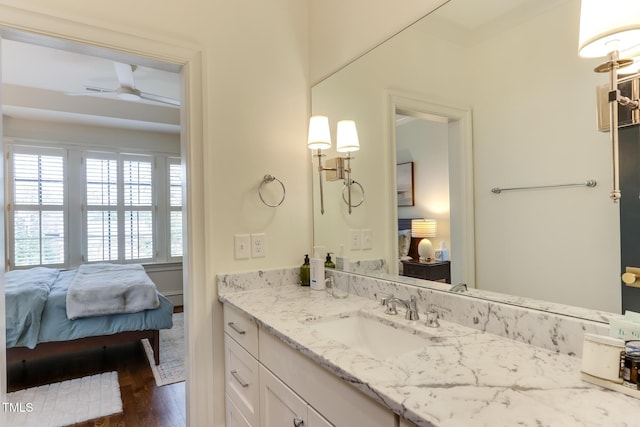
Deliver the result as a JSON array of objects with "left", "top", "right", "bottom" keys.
[{"left": 6, "top": 329, "right": 160, "bottom": 365}]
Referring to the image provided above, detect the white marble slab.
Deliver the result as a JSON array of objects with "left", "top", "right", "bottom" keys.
[{"left": 217, "top": 282, "right": 640, "bottom": 427}]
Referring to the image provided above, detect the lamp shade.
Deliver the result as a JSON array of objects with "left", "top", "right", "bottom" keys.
[
  {"left": 336, "top": 120, "right": 360, "bottom": 153},
  {"left": 307, "top": 115, "right": 332, "bottom": 150},
  {"left": 578, "top": 0, "right": 640, "bottom": 58},
  {"left": 411, "top": 219, "right": 437, "bottom": 238}
]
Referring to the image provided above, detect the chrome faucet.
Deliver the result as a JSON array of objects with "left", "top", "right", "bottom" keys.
[
  {"left": 381, "top": 295, "right": 420, "bottom": 321},
  {"left": 449, "top": 282, "right": 467, "bottom": 293}
]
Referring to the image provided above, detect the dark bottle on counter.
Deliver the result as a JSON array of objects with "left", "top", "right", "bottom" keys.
[
  {"left": 325, "top": 253, "right": 335, "bottom": 269},
  {"left": 300, "top": 254, "right": 310, "bottom": 286}
]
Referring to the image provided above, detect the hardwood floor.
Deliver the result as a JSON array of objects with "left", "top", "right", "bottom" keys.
[{"left": 7, "top": 309, "right": 186, "bottom": 427}]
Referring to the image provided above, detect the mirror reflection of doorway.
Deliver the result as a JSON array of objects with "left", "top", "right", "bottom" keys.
[
  {"left": 389, "top": 95, "right": 475, "bottom": 288},
  {"left": 2, "top": 31, "right": 187, "bottom": 425},
  {"left": 395, "top": 111, "right": 452, "bottom": 257}
]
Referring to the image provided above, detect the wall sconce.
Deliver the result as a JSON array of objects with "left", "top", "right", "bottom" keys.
[
  {"left": 411, "top": 219, "right": 437, "bottom": 261},
  {"left": 578, "top": 0, "right": 640, "bottom": 202},
  {"left": 307, "top": 115, "right": 360, "bottom": 214}
]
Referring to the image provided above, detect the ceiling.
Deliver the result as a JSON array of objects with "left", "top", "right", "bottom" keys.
[{"left": 1, "top": 38, "right": 181, "bottom": 134}]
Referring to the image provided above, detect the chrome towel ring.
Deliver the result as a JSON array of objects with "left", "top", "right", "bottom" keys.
[
  {"left": 342, "top": 179, "right": 364, "bottom": 208},
  {"left": 258, "top": 174, "right": 286, "bottom": 207}
]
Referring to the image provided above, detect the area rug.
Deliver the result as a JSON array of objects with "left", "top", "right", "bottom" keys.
[
  {"left": 6, "top": 371, "right": 122, "bottom": 427},
  {"left": 143, "top": 312, "right": 185, "bottom": 386}
]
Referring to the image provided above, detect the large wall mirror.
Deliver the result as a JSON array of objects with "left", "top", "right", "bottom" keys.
[{"left": 312, "top": 0, "right": 629, "bottom": 318}]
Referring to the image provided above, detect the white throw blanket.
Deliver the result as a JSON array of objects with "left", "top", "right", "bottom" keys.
[{"left": 66, "top": 263, "right": 160, "bottom": 320}]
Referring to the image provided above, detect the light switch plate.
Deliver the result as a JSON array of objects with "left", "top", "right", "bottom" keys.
[{"left": 234, "top": 234, "right": 251, "bottom": 259}]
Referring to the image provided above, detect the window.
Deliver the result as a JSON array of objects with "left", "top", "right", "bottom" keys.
[
  {"left": 6, "top": 143, "right": 181, "bottom": 269},
  {"left": 169, "top": 158, "right": 183, "bottom": 258},
  {"left": 9, "top": 148, "right": 66, "bottom": 267}
]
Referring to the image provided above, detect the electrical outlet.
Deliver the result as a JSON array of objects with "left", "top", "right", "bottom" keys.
[
  {"left": 350, "top": 229, "right": 361, "bottom": 250},
  {"left": 251, "top": 233, "right": 266, "bottom": 258},
  {"left": 361, "top": 229, "right": 372, "bottom": 250},
  {"left": 234, "top": 234, "right": 250, "bottom": 259}
]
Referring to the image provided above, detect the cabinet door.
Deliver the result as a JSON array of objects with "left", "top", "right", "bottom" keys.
[
  {"left": 226, "top": 394, "right": 252, "bottom": 427},
  {"left": 308, "top": 406, "right": 333, "bottom": 427},
  {"left": 260, "top": 366, "right": 307, "bottom": 427}
]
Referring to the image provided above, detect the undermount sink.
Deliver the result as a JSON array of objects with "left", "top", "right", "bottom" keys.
[{"left": 308, "top": 312, "right": 426, "bottom": 359}]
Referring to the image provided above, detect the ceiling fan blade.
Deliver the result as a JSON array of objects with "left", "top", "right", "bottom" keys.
[
  {"left": 113, "top": 62, "right": 136, "bottom": 89},
  {"left": 139, "top": 91, "right": 181, "bottom": 107},
  {"left": 66, "top": 86, "right": 117, "bottom": 96}
]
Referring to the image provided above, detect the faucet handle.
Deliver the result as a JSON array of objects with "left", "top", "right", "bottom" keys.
[
  {"left": 375, "top": 292, "right": 392, "bottom": 306},
  {"left": 426, "top": 304, "right": 450, "bottom": 328}
]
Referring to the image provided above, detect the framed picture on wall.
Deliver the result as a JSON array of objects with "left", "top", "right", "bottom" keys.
[{"left": 397, "top": 162, "right": 415, "bottom": 206}]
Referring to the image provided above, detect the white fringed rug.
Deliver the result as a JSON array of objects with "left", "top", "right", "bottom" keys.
[
  {"left": 6, "top": 371, "right": 122, "bottom": 427},
  {"left": 143, "top": 312, "right": 185, "bottom": 386}
]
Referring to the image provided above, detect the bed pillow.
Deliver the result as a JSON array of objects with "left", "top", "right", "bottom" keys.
[{"left": 398, "top": 229, "right": 412, "bottom": 258}]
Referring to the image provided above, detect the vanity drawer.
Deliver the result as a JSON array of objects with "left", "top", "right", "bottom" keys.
[
  {"left": 224, "top": 304, "right": 259, "bottom": 357},
  {"left": 225, "top": 334, "right": 260, "bottom": 426}
]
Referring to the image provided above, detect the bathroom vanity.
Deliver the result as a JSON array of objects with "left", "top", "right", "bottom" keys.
[{"left": 218, "top": 268, "right": 640, "bottom": 426}]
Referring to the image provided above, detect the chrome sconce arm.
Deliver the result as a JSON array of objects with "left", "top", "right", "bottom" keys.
[{"left": 598, "top": 50, "right": 639, "bottom": 202}]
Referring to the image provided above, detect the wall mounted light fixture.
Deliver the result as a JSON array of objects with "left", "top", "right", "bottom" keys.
[
  {"left": 308, "top": 115, "right": 361, "bottom": 214},
  {"left": 578, "top": 0, "right": 640, "bottom": 202}
]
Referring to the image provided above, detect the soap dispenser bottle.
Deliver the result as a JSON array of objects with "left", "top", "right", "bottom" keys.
[
  {"left": 300, "top": 254, "right": 310, "bottom": 286},
  {"left": 310, "top": 247, "right": 325, "bottom": 290},
  {"left": 325, "top": 253, "right": 335, "bottom": 269}
]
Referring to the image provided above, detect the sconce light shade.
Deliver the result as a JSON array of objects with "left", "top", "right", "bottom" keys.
[
  {"left": 411, "top": 219, "right": 437, "bottom": 261},
  {"left": 336, "top": 120, "right": 360, "bottom": 153},
  {"left": 578, "top": 0, "right": 640, "bottom": 58},
  {"left": 307, "top": 115, "right": 332, "bottom": 150}
]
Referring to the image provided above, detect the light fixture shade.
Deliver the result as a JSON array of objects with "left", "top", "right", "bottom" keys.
[
  {"left": 411, "top": 219, "right": 437, "bottom": 238},
  {"left": 307, "top": 115, "right": 332, "bottom": 150},
  {"left": 336, "top": 120, "right": 360, "bottom": 153},
  {"left": 578, "top": 0, "right": 640, "bottom": 58}
]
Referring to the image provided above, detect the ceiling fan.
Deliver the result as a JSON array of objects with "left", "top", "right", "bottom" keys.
[{"left": 68, "top": 62, "right": 180, "bottom": 107}]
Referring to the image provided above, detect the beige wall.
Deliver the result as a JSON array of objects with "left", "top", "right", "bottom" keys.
[
  {"left": 308, "top": 0, "right": 448, "bottom": 84},
  {"left": 0, "top": 1, "right": 311, "bottom": 426},
  {"left": 470, "top": 0, "right": 620, "bottom": 311}
]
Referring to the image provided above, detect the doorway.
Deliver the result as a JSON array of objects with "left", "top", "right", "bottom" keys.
[{"left": 2, "top": 30, "right": 189, "bottom": 423}]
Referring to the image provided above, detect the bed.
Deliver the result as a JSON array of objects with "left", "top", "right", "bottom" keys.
[
  {"left": 398, "top": 218, "right": 420, "bottom": 273},
  {"left": 6, "top": 265, "right": 174, "bottom": 366}
]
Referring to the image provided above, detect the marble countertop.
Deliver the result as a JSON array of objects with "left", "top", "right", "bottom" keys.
[{"left": 219, "top": 283, "right": 640, "bottom": 427}]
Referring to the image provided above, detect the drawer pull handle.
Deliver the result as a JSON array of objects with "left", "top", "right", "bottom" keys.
[
  {"left": 228, "top": 322, "right": 247, "bottom": 335},
  {"left": 293, "top": 416, "right": 304, "bottom": 427},
  {"left": 230, "top": 369, "right": 250, "bottom": 388}
]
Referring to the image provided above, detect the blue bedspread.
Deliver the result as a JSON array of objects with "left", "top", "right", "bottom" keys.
[
  {"left": 6, "top": 267, "right": 174, "bottom": 349},
  {"left": 5, "top": 267, "right": 59, "bottom": 348}
]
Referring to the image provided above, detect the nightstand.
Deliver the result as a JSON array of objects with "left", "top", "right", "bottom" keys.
[{"left": 400, "top": 259, "right": 451, "bottom": 283}]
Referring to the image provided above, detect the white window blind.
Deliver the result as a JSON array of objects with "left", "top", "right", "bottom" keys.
[
  {"left": 11, "top": 150, "right": 66, "bottom": 267},
  {"left": 123, "top": 158, "right": 154, "bottom": 260},
  {"left": 169, "top": 159, "right": 183, "bottom": 258},
  {"left": 85, "top": 156, "right": 119, "bottom": 262}
]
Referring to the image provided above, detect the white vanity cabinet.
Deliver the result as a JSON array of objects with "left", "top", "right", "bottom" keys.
[{"left": 223, "top": 304, "right": 398, "bottom": 427}]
